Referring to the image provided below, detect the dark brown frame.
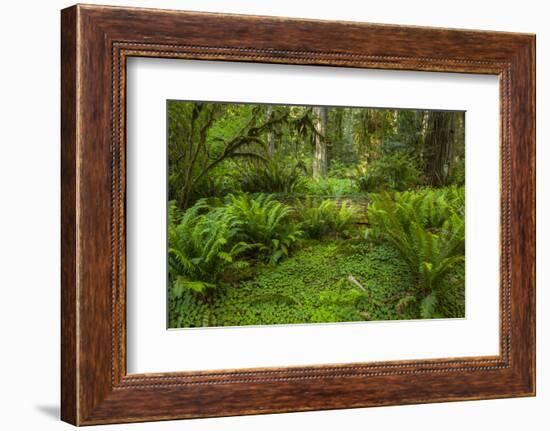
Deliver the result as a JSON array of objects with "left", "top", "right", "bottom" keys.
[{"left": 61, "top": 4, "right": 536, "bottom": 426}]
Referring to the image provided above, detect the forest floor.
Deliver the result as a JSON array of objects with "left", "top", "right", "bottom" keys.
[
  {"left": 207, "top": 238, "right": 421, "bottom": 327},
  {"left": 168, "top": 190, "right": 466, "bottom": 328}
]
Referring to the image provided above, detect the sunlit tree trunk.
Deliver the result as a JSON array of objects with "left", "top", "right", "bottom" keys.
[
  {"left": 312, "top": 106, "right": 328, "bottom": 179},
  {"left": 421, "top": 110, "right": 430, "bottom": 140},
  {"left": 392, "top": 109, "right": 399, "bottom": 134}
]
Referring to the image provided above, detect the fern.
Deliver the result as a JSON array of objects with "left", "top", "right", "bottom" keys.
[
  {"left": 356, "top": 152, "right": 422, "bottom": 192},
  {"left": 420, "top": 292, "right": 438, "bottom": 319},
  {"left": 167, "top": 199, "right": 253, "bottom": 298},
  {"left": 225, "top": 194, "right": 303, "bottom": 264},
  {"left": 241, "top": 158, "right": 306, "bottom": 193},
  {"left": 368, "top": 187, "right": 465, "bottom": 318},
  {"left": 294, "top": 197, "right": 359, "bottom": 239},
  {"left": 396, "top": 295, "right": 417, "bottom": 315},
  {"left": 304, "top": 177, "right": 359, "bottom": 197}
]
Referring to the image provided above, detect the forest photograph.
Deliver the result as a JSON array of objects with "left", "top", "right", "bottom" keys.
[{"left": 167, "top": 100, "right": 466, "bottom": 328}]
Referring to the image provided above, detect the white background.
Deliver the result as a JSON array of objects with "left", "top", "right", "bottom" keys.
[
  {"left": 127, "top": 59, "right": 500, "bottom": 373},
  {"left": 0, "top": 0, "right": 547, "bottom": 430}
]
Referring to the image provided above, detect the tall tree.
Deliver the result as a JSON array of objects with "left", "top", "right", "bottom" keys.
[
  {"left": 312, "top": 106, "right": 328, "bottom": 179},
  {"left": 327, "top": 108, "right": 343, "bottom": 163},
  {"left": 420, "top": 110, "right": 430, "bottom": 141},
  {"left": 168, "top": 102, "right": 287, "bottom": 208},
  {"left": 423, "top": 111, "right": 457, "bottom": 186},
  {"left": 266, "top": 105, "right": 275, "bottom": 156}
]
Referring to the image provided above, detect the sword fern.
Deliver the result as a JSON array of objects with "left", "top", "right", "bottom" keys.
[{"left": 368, "top": 187, "right": 465, "bottom": 318}]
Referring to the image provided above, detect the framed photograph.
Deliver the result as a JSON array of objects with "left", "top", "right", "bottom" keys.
[{"left": 61, "top": 4, "right": 535, "bottom": 425}]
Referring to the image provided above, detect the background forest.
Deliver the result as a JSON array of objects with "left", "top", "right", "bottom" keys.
[{"left": 167, "top": 101, "right": 466, "bottom": 328}]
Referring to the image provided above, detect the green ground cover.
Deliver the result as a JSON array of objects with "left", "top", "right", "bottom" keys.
[
  {"left": 167, "top": 101, "right": 466, "bottom": 328},
  {"left": 170, "top": 240, "right": 415, "bottom": 328}
]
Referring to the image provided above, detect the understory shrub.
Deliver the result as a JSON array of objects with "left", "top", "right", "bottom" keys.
[
  {"left": 304, "top": 177, "right": 359, "bottom": 196},
  {"left": 225, "top": 193, "right": 303, "bottom": 265},
  {"left": 294, "top": 197, "right": 359, "bottom": 239},
  {"left": 191, "top": 165, "right": 241, "bottom": 200},
  {"left": 367, "top": 187, "right": 465, "bottom": 318},
  {"left": 356, "top": 152, "right": 422, "bottom": 192},
  {"left": 448, "top": 157, "right": 466, "bottom": 186},
  {"left": 167, "top": 200, "right": 254, "bottom": 326},
  {"left": 240, "top": 158, "right": 306, "bottom": 193}
]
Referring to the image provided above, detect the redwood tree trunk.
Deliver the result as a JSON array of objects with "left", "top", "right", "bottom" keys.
[
  {"left": 423, "top": 111, "right": 457, "bottom": 187},
  {"left": 312, "top": 106, "right": 328, "bottom": 179},
  {"left": 420, "top": 110, "right": 430, "bottom": 142},
  {"left": 266, "top": 105, "right": 275, "bottom": 156}
]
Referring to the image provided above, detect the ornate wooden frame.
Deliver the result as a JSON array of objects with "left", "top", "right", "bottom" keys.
[{"left": 61, "top": 4, "right": 536, "bottom": 426}]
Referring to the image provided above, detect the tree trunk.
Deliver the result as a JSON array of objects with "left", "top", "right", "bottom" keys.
[
  {"left": 392, "top": 109, "right": 399, "bottom": 134},
  {"left": 266, "top": 105, "right": 275, "bottom": 156},
  {"left": 343, "top": 109, "right": 354, "bottom": 163},
  {"left": 421, "top": 110, "right": 430, "bottom": 140},
  {"left": 312, "top": 106, "right": 328, "bottom": 179},
  {"left": 423, "top": 111, "right": 456, "bottom": 187}
]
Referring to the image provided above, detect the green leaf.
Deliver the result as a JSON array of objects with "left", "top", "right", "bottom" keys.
[{"left": 420, "top": 293, "right": 437, "bottom": 319}]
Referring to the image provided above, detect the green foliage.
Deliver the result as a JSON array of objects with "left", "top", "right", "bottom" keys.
[
  {"left": 449, "top": 157, "right": 466, "bottom": 186},
  {"left": 167, "top": 200, "right": 255, "bottom": 326},
  {"left": 420, "top": 292, "right": 438, "bottom": 319},
  {"left": 304, "top": 177, "right": 359, "bottom": 196},
  {"left": 168, "top": 102, "right": 288, "bottom": 208},
  {"left": 396, "top": 295, "right": 417, "bottom": 315},
  {"left": 356, "top": 152, "right": 422, "bottom": 192},
  {"left": 167, "top": 200, "right": 253, "bottom": 288},
  {"left": 225, "top": 194, "right": 303, "bottom": 265},
  {"left": 188, "top": 165, "right": 240, "bottom": 201},
  {"left": 166, "top": 101, "right": 466, "bottom": 328},
  {"left": 207, "top": 241, "right": 416, "bottom": 327},
  {"left": 367, "top": 187, "right": 465, "bottom": 318},
  {"left": 327, "top": 160, "right": 355, "bottom": 178},
  {"left": 294, "top": 197, "right": 359, "bottom": 239},
  {"left": 240, "top": 158, "right": 306, "bottom": 194},
  {"left": 168, "top": 287, "right": 209, "bottom": 328}
]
